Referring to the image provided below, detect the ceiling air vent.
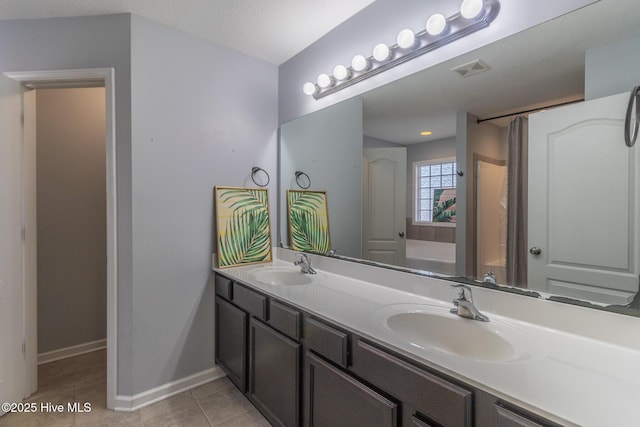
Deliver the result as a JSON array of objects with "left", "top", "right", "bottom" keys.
[{"left": 451, "top": 59, "right": 490, "bottom": 78}]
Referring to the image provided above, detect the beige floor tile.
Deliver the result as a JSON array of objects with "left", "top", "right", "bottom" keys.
[
  {"left": 0, "top": 350, "right": 273, "bottom": 427},
  {"left": 139, "top": 391, "right": 198, "bottom": 422},
  {"left": 142, "top": 408, "right": 211, "bottom": 427},
  {"left": 191, "top": 377, "right": 235, "bottom": 401},
  {"left": 215, "top": 408, "right": 272, "bottom": 427},
  {"left": 198, "top": 387, "right": 255, "bottom": 426},
  {"left": 75, "top": 406, "right": 143, "bottom": 427}
]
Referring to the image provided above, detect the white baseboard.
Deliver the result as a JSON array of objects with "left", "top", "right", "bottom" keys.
[
  {"left": 113, "top": 366, "right": 225, "bottom": 412},
  {"left": 38, "top": 339, "right": 107, "bottom": 365}
]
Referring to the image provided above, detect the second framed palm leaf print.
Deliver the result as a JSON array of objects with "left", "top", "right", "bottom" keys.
[
  {"left": 215, "top": 186, "right": 272, "bottom": 268},
  {"left": 287, "top": 190, "right": 331, "bottom": 254}
]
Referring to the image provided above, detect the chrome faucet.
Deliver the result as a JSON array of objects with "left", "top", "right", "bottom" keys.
[
  {"left": 450, "top": 284, "right": 489, "bottom": 322},
  {"left": 294, "top": 253, "right": 316, "bottom": 274},
  {"left": 483, "top": 271, "right": 497, "bottom": 285}
]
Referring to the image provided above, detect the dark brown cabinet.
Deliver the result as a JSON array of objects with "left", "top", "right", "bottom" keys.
[
  {"left": 351, "top": 338, "right": 472, "bottom": 427},
  {"left": 214, "top": 297, "right": 247, "bottom": 391},
  {"left": 305, "top": 351, "right": 397, "bottom": 427},
  {"left": 213, "top": 272, "right": 565, "bottom": 427},
  {"left": 250, "top": 318, "right": 301, "bottom": 427}
]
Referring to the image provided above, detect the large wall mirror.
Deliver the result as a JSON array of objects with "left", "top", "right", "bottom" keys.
[{"left": 279, "top": 0, "right": 640, "bottom": 316}]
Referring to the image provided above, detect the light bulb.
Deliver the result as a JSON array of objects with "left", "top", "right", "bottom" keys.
[
  {"left": 396, "top": 29, "right": 416, "bottom": 49},
  {"left": 316, "top": 73, "right": 333, "bottom": 89},
  {"left": 333, "top": 65, "right": 350, "bottom": 81},
  {"left": 460, "top": 0, "right": 484, "bottom": 19},
  {"left": 303, "top": 82, "right": 316, "bottom": 96},
  {"left": 372, "top": 43, "right": 391, "bottom": 62},
  {"left": 351, "top": 54, "right": 370, "bottom": 72},
  {"left": 426, "top": 13, "right": 447, "bottom": 36}
]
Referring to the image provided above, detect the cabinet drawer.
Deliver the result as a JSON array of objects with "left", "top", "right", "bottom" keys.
[
  {"left": 352, "top": 339, "right": 472, "bottom": 427},
  {"left": 214, "top": 274, "right": 232, "bottom": 300},
  {"left": 495, "top": 404, "right": 562, "bottom": 427},
  {"left": 269, "top": 300, "right": 301, "bottom": 340},
  {"left": 232, "top": 283, "right": 267, "bottom": 320},
  {"left": 304, "top": 317, "right": 349, "bottom": 368}
]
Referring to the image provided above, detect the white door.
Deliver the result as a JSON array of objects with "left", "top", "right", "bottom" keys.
[
  {"left": 0, "top": 75, "right": 26, "bottom": 413},
  {"left": 528, "top": 92, "right": 640, "bottom": 305},
  {"left": 363, "top": 147, "right": 407, "bottom": 266}
]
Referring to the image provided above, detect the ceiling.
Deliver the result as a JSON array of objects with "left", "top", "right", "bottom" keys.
[
  {"left": 3, "top": 0, "right": 639, "bottom": 144},
  {"left": 0, "top": 0, "right": 375, "bottom": 65},
  {"left": 362, "top": 0, "right": 640, "bottom": 144}
]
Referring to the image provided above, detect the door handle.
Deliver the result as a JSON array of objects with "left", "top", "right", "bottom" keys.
[
  {"left": 398, "top": 232, "right": 405, "bottom": 238},
  {"left": 529, "top": 247, "right": 542, "bottom": 255}
]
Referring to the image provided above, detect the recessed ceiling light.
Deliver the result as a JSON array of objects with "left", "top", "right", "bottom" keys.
[{"left": 420, "top": 131, "right": 433, "bottom": 136}]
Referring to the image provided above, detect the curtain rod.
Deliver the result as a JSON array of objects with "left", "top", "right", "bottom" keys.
[{"left": 477, "top": 99, "right": 584, "bottom": 123}]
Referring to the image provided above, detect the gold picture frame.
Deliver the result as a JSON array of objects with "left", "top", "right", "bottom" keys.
[
  {"left": 214, "top": 186, "right": 272, "bottom": 268},
  {"left": 287, "top": 190, "right": 331, "bottom": 254}
]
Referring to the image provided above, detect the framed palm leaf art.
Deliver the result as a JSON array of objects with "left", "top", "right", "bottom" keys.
[
  {"left": 432, "top": 188, "right": 456, "bottom": 223},
  {"left": 287, "top": 190, "right": 331, "bottom": 254},
  {"left": 214, "top": 186, "right": 272, "bottom": 268}
]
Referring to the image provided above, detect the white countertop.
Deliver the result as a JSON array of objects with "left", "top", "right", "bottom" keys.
[{"left": 215, "top": 250, "right": 640, "bottom": 427}]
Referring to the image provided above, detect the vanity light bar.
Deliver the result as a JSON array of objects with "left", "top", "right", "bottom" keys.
[{"left": 303, "top": 0, "right": 500, "bottom": 100}]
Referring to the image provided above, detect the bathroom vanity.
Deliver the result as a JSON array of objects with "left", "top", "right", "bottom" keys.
[{"left": 213, "top": 249, "right": 640, "bottom": 427}]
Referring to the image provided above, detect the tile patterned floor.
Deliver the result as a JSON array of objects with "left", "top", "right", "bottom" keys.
[{"left": 0, "top": 350, "right": 270, "bottom": 426}]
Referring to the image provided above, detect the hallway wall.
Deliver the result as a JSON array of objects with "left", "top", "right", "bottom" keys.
[{"left": 36, "top": 87, "right": 107, "bottom": 354}]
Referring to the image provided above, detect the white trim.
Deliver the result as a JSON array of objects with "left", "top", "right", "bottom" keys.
[
  {"left": 37, "top": 339, "right": 107, "bottom": 365},
  {"left": 3, "top": 68, "right": 118, "bottom": 409},
  {"left": 113, "top": 367, "right": 225, "bottom": 412}
]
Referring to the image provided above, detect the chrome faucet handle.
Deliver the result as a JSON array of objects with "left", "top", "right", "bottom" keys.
[
  {"left": 450, "top": 284, "right": 489, "bottom": 322},
  {"left": 328, "top": 248, "right": 340, "bottom": 257},
  {"left": 294, "top": 253, "right": 316, "bottom": 274},
  {"left": 451, "top": 284, "right": 473, "bottom": 301},
  {"left": 294, "top": 253, "right": 309, "bottom": 265}
]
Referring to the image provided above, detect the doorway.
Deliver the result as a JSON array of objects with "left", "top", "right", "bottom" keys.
[
  {"left": 3, "top": 68, "right": 117, "bottom": 409},
  {"left": 35, "top": 87, "right": 107, "bottom": 363}
]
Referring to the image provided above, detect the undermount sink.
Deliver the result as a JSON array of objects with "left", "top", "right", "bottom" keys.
[
  {"left": 247, "top": 266, "right": 324, "bottom": 286},
  {"left": 374, "top": 304, "right": 543, "bottom": 363}
]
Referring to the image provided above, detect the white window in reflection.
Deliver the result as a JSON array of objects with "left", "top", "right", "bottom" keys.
[{"left": 414, "top": 158, "right": 457, "bottom": 223}]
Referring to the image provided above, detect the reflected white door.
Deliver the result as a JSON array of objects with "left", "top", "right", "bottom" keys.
[
  {"left": 0, "top": 75, "right": 25, "bottom": 413},
  {"left": 363, "top": 147, "right": 407, "bottom": 266},
  {"left": 528, "top": 92, "right": 640, "bottom": 304}
]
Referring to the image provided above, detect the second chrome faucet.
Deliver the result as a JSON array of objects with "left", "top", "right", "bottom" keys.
[
  {"left": 294, "top": 253, "right": 316, "bottom": 274},
  {"left": 450, "top": 284, "right": 489, "bottom": 322}
]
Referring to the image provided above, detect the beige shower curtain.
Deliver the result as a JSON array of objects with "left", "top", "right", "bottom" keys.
[{"left": 506, "top": 116, "right": 528, "bottom": 287}]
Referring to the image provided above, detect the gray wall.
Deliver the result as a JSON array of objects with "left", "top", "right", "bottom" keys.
[
  {"left": 130, "top": 14, "right": 278, "bottom": 395},
  {"left": 1, "top": 13, "right": 278, "bottom": 397},
  {"left": 278, "top": 0, "right": 596, "bottom": 124},
  {"left": 36, "top": 87, "right": 107, "bottom": 354},
  {"left": 0, "top": 14, "right": 133, "bottom": 395},
  {"left": 280, "top": 97, "right": 363, "bottom": 258},
  {"left": 585, "top": 34, "right": 640, "bottom": 100}
]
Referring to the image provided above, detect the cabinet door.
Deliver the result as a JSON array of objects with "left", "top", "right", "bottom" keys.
[
  {"left": 215, "top": 297, "right": 247, "bottom": 391},
  {"left": 305, "top": 351, "right": 397, "bottom": 427},
  {"left": 250, "top": 318, "right": 301, "bottom": 427}
]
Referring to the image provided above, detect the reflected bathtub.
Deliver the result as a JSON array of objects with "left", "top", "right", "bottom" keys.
[{"left": 405, "top": 239, "right": 456, "bottom": 275}]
